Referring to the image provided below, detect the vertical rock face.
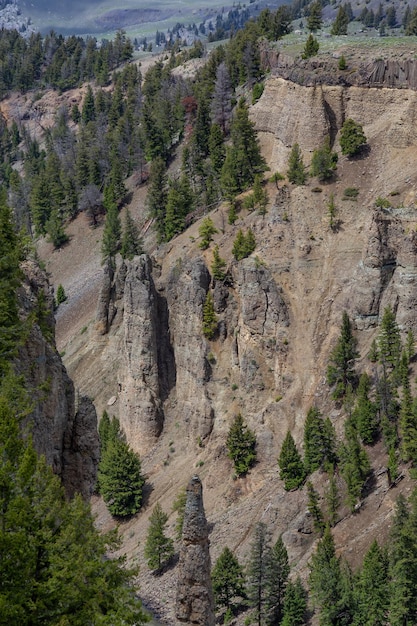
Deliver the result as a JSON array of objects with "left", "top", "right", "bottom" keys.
[
  {"left": 176, "top": 476, "right": 214, "bottom": 626},
  {"left": 167, "top": 259, "right": 214, "bottom": 441},
  {"left": 353, "top": 209, "right": 417, "bottom": 333},
  {"left": 18, "top": 261, "right": 99, "bottom": 497},
  {"left": 119, "top": 255, "right": 166, "bottom": 453}
]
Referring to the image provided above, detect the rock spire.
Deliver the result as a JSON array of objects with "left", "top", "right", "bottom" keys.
[{"left": 175, "top": 475, "right": 215, "bottom": 626}]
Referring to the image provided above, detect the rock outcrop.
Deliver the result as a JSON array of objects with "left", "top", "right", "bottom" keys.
[
  {"left": 353, "top": 208, "right": 417, "bottom": 333},
  {"left": 118, "top": 255, "right": 169, "bottom": 453},
  {"left": 17, "top": 260, "right": 99, "bottom": 497},
  {"left": 176, "top": 476, "right": 214, "bottom": 626},
  {"left": 166, "top": 258, "right": 214, "bottom": 441}
]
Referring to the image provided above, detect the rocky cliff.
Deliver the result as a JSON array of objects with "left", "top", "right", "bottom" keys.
[
  {"left": 17, "top": 260, "right": 99, "bottom": 498},
  {"left": 49, "top": 65, "right": 417, "bottom": 623}
]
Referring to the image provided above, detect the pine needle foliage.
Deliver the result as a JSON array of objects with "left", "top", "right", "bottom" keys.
[
  {"left": 278, "top": 431, "right": 306, "bottom": 490},
  {"left": 202, "top": 290, "right": 217, "bottom": 340},
  {"left": 226, "top": 413, "right": 257, "bottom": 476},
  {"left": 211, "top": 546, "right": 246, "bottom": 616},
  {"left": 144, "top": 502, "right": 174, "bottom": 571},
  {"left": 98, "top": 416, "right": 145, "bottom": 517}
]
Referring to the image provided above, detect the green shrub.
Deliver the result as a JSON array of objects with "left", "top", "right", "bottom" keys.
[{"left": 343, "top": 187, "right": 359, "bottom": 199}]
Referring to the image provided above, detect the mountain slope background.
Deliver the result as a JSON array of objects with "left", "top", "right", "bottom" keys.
[{"left": 29, "top": 39, "right": 417, "bottom": 623}]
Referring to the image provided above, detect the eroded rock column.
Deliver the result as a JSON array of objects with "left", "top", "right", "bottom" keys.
[{"left": 175, "top": 476, "right": 214, "bottom": 626}]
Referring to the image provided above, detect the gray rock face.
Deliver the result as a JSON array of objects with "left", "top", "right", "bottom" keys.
[
  {"left": 167, "top": 258, "right": 214, "bottom": 441},
  {"left": 353, "top": 209, "right": 417, "bottom": 333},
  {"left": 18, "top": 261, "right": 99, "bottom": 497},
  {"left": 119, "top": 255, "right": 166, "bottom": 452},
  {"left": 176, "top": 476, "right": 215, "bottom": 626}
]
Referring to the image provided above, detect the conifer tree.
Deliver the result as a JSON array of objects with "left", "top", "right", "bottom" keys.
[
  {"left": 265, "top": 535, "right": 290, "bottom": 625},
  {"left": 287, "top": 143, "right": 306, "bottom": 185},
  {"left": 331, "top": 5, "right": 350, "bottom": 35},
  {"left": 247, "top": 522, "right": 272, "bottom": 626},
  {"left": 281, "top": 577, "right": 307, "bottom": 626},
  {"left": 307, "top": 1, "right": 323, "bottom": 31},
  {"left": 399, "top": 374, "right": 417, "bottom": 464},
  {"left": 378, "top": 305, "right": 402, "bottom": 373},
  {"left": 278, "top": 431, "right": 306, "bottom": 490},
  {"left": 327, "top": 311, "right": 359, "bottom": 399},
  {"left": 226, "top": 413, "right": 257, "bottom": 476},
  {"left": 121, "top": 209, "right": 143, "bottom": 260},
  {"left": 202, "top": 290, "right": 218, "bottom": 340},
  {"left": 82, "top": 84, "right": 96, "bottom": 124},
  {"left": 339, "top": 431, "right": 370, "bottom": 512},
  {"left": 325, "top": 471, "right": 340, "bottom": 527},
  {"left": 208, "top": 123, "right": 226, "bottom": 173},
  {"left": 98, "top": 416, "right": 145, "bottom": 517},
  {"left": 56, "top": 284, "right": 67, "bottom": 305},
  {"left": 146, "top": 157, "right": 168, "bottom": 241},
  {"left": 311, "top": 138, "right": 338, "bottom": 181},
  {"left": 211, "top": 546, "right": 246, "bottom": 616},
  {"left": 199, "top": 217, "right": 218, "bottom": 250},
  {"left": 309, "top": 525, "right": 353, "bottom": 626},
  {"left": 0, "top": 393, "right": 148, "bottom": 624},
  {"left": 339, "top": 118, "right": 367, "bottom": 156},
  {"left": 101, "top": 200, "right": 121, "bottom": 268},
  {"left": 302, "top": 34, "right": 320, "bottom": 59},
  {"left": 307, "top": 481, "right": 325, "bottom": 535},
  {"left": 354, "top": 540, "right": 389, "bottom": 626},
  {"left": 304, "top": 406, "right": 337, "bottom": 473},
  {"left": 211, "top": 244, "right": 227, "bottom": 281},
  {"left": 351, "top": 372, "right": 378, "bottom": 444},
  {"left": 144, "top": 502, "right": 174, "bottom": 571}
]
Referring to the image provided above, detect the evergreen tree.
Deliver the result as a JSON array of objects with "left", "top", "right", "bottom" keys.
[
  {"left": 247, "top": 522, "right": 272, "bottom": 626},
  {"left": 222, "top": 98, "right": 267, "bottom": 194},
  {"left": 281, "top": 577, "right": 307, "bottom": 626},
  {"left": 211, "top": 244, "right": 227, "bottom": 281},
  {"left": 164, "top": 175, "right": 194, "bottom": 241},
  {"left": 302, "top": 34, "right": 320, "bottom": 59},
  {"left": 339, "top": 119, "right": 367, "bottom": 157},
  {"left": 307, "top": 481, "right": 325, "bottom": 535},
  {"left": 399, "top": 375, "right": 417, "bottom": 464},
  {"left": 406, "top": 328, "right": 415, "bottom": 361},
  {"left": 98, "top": 416, "right": 145, "bottom": 517},
  {"left": 208, "top": 123, "right": 226, "bottom": 174},
  {"left": 327, "top": 311, "right": 359, "bottom": 399},
  {"left": 202, "top": 290, "right": 218, "bottom": 340},
  {"left": 82, "top": 84, "right": 96, "bottom": 124},
  {"left": 199, "top": 217, "right": 218, "bottom": 250},
  {"left": 331, "top": 5, "right": 350, "bottom": 35},
  {"left": 278, "top": 431, "right": 306, "bottom": 491},
  {"left": 146, "top": 157, "right": 168, "bottom": 242},
  {"left": 0, "top": 393, "right": 148, "bottom": 625},
  {"left": 388, "top": 491, "right": 417, "bottom": 625},
  {"left": 351, "top": 372, "right": 378, "bottom": 444},
  {"left": 226, "top": 413, "right": 257, "bottom": 476},
  {"left": 212, "top": 546, "right": 246, "bottom": 616},
  {"left": 144, "top": 502, "right": 174, "bottom": 571},
  {"left": 121, "top": 209, "right": 143, "bottom": 260},
  {"left": 101, "top": 200, "right": 121, "bottom": 268},
  {"left": 265, "top": 536, "right": 290, "bottom": 625},
  {"left": 354, "top": 540, "right": 389, "bottom": 626},
  {"left": 232, "top": 228, "right": 256, "bottom": 260},
  {"left": 307, "top": 1, "right": 323, "bottom": 31},
  {"left": 56, "top": 284, "right": 67, "bottom": 305},
  {"left": 309, "top": 525, "right": 353, "bottom": 626},
  {"left": 310, "top": 138, "right": 338, "bottom": 181},
  {"left": 287, "top": 143, "right": 306, "bottom": 185},
  {"left": 324, "top": 471, "right": 340, "bottom": 527},
  {"left": 304, "top": 406, "right": 337, "bottom": 473},
  {"left": 339, "top": 431, "right": 370, "bottom": 512},
  {"left": 378, "top": 305, "right": 402, "bottom": 373}
]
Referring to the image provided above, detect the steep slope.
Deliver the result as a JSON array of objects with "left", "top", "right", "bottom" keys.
[{"left": 39, "top": 67, "right": 417, "bottom": 623}]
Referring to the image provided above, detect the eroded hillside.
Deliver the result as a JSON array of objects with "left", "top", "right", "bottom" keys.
[{"left": 38, "top": 52, "right": 417, "bottom": 623}]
